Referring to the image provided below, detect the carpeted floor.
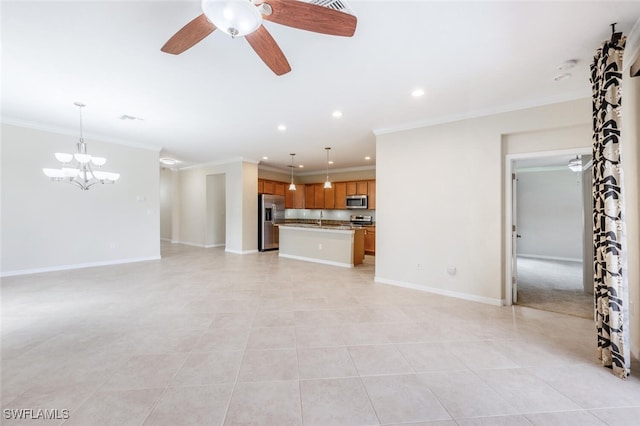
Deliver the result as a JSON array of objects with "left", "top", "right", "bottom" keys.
[{"left": 516, "top": 257, "right": 593, "bottom": 319}]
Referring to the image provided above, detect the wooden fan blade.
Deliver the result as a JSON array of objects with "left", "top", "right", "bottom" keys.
[
  {"left": 245, "top": 25, "right": 291, "bottom": 76},
  {"left": 161, "top": 14, "right": 216, "bottom": 55},
  {"left": 262, "top": 0, "right": 357, "bottom": 37}
]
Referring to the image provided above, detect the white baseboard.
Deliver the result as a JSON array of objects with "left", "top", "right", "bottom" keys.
[
  {"left": 225, "top": 248, "right": 259, "bottom": 255},
  {"left": 171, "top": 240, "right": 207, "bottom": 248},
  {"left": 1, "top": 256, "right": 161, "bottom": 277},
  {"left": 204, "top": 243, "right": 225, "bottom": 248},
  {"left": 279, "top": 253, "right": 353, "bottom": 268},
  {"left": 374, "top": 276, "right": 504, "bottom": 306},
  {"left": 518, "top": 254, "right": 582, "bottom": 263}
]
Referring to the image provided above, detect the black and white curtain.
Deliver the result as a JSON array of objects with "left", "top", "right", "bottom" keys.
[{"left": 590, "top": 35, "right": 630, "bottom": 378}]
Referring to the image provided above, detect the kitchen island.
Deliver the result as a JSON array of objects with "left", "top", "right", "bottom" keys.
[{"left": 278, "top": 224, "right": 365, "bottom": 267}]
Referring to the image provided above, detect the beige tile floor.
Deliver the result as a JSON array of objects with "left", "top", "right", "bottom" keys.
[{"left": 2, "top": 242, "right": 640, "bottom": 425}]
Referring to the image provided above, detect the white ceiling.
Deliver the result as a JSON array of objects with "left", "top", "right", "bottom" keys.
[{"left": 2, "top": 1, "right": 639, "bottom": 173}]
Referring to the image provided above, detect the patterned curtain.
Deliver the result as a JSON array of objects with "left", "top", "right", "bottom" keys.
[{"left": 590, "top": 34, "right": 630, "bottom": 379}]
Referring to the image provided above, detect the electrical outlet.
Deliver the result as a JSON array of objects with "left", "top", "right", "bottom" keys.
[
  {"left": 318, "top": 243, "right": 323, "bottom": 250},
  {"left": 447, "top": 266, "right": 457, "bottom": 276},
  {"left": 417, "top": 263, "right": 421, "bottom": 269}
]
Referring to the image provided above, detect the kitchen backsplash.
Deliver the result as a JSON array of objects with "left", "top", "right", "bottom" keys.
[{"left": 285, "top": 209, "right": 376, "bottom": 222}]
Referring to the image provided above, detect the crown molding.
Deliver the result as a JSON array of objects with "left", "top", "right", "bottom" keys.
[
  {"left": 373, "top": 94, "right": 588, "bottom": 136},
  {"left": 258, "top": 164, "right": 375, "bottom": 176},
  {"left": 179, "top": 156, "right": 260, "bottom": 170},
  {"left": 1, "top": 116, "right": 162, "bottom": 152}
]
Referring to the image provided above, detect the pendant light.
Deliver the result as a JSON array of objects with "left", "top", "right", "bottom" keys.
[
  {"left": 324, "top": 147, "right": 332, "bottom": 189},
  {"left": 289, "top": 153, "right": 296, "bottom": 191}
]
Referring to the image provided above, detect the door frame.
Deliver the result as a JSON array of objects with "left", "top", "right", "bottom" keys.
[{"left": 503, "top": 147, "right": 591, "bottom": 306}]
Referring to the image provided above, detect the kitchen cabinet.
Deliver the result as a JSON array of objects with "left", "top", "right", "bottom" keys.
[
  {"left": 261, "top": 178, "right": 375, "bottom": 210},
  {"left": 346, "top": 180, "right": 369, "bottom": 196},
  {"left": 357, "top": 181, "right": 368, "bottom": 195},
  {"left": 367, "top": 180, "right": 376, "bottom": 210},
  {"left": 262, "top": 180, "right": 275, "bottom": 194},
  {"left": 324, "top": 184, "right": 336, "bottom": 209},
  {"left": 305, "top": 184, "right": 316, "bottom": 209},
  {"left": 285, "top": 186, "right": 294, "bottom": 208},
  {"left": 334, "top": 182, "right": 347, "bottom": 209},
  {"left": 364, "top": 226, "right": 376, "bottom": 255},
  {"left": 314, "top": 184, "right": 325, "bottom": 209},
  {"left": 286, "top": 185, "right": 306, "bottom": 209},
  {"left": 274, "top": 182, "right": 285, "bottom": 197}
]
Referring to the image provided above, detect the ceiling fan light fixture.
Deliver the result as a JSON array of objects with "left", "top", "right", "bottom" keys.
[{"left": 202, "top": 0, "right": 263, "bottom": 37}]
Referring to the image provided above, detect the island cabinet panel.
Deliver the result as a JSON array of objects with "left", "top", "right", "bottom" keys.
[
  {"left": 324, "top": 185, "right": 336, "bottom": 209},
  {"left": 367, "top": 180, "right": 376, "bottom": 210},
  {"left": 364, "top": 227, "right": 376, "bottom": 255},
  {"left": 346, "top": 181, "right": 357, "bottom": 196},
  {"left": 357, "top": 181, "right": 368, "bottom": 195},
  {"left": 279, "top": 225, "right": 365, "bottom": 267},
  {"left": 314, "top": 184, "right": 325, "bottom": 208},
  {"left": 334, "top": 182, "right": 347, "bottom": 209},
  {"left": 305, "top": 184, "right": 316, "bottom": 209}
]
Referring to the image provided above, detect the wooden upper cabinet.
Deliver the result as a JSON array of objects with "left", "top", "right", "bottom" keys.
[
  {"left": 314, "top": 183, "right": 325, "bottom": 208},
  {"left": 262, "top": 180, "right": 275, "bottom": 195},
  {"left": 305, "top": 184, "right": 316, "bottom": 209},
  {"left": 367, "top": 180, "right": 376, "bottom": 210},
  {"left": 260, "top": 178, "right": 374, "bottom": 209},
  {"left": 334, "top": 182, "right": 347, "bottom": 209},
  {"left": 274, "top": 182, "right": 286, "bottom": 197},
  {"left": 356, "top": 181, "right": 368, "bottom": 195},
  {"left": 346, "top": 181, "right": 357, "bottom": 196},
  {"left": 324, "top": 184, "right": 336, "bottom": 209},
  {"left": 293, "top": 184, "right": 305, "bottom": 209},
  {"left": 285, "top": 186, "right": 294, "bottom": 208}
]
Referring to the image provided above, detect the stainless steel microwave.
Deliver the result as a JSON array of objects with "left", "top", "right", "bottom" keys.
[{"left": 346, "top": 194, "right": 368, "bottom": 209}]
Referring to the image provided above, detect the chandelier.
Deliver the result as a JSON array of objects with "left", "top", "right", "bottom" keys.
[{"left": 42, "top": 102, "right": 120, "bottom": 190}]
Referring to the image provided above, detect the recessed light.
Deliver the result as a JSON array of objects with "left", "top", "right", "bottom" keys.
[
  {"left": 262, "top": 156, "right": 269, "bottom": 160},
  {"left": 277, "top": 124, "right": 286, "bottom": 131},
  {"left": 558, "top": 59, "right": 578, "bottom": 70},
  {"left": 364, "top": 156, "right": 371, "bottom": 160},
  {"left": 332, "top": 110, "right": 343, "bottom": 118},
  {"left": 328, "top": 160, "right": 334, "bottom": 165},
  {"left": 553, "top": 73, "right": 572, "bottom": 81},
  {"left": 159, "top": 157, "right": 179, "bottom": 165},
  {"left": 298, "top": 165, "right": 304, "bottom": 168},
  {"left": 120, "top": 114, "right": 144, "bottom": 121},
  {"left": 411, "top": 88, "right": 425, "bottom": 97}
]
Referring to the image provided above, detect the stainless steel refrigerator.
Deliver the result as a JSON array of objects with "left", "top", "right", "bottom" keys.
[{"left": 258, "top": 194, "right": 285, "bottom": 251}]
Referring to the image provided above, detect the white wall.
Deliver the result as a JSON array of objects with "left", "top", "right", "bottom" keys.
[
  {"left": 1, "top": 124, "right": 161, "bottom": 275},
  {"left": 175, "top": 159, "right": 258, "bottom": 253},
  {"left": 206, "top": 174, "right": 226, "bottom": 247},
  {"left": 516, "top": 169, "right": 583, "bottom": 261},
  {"left": 375, "top": 99, "right": 592, "bottom": 304},
  {"left": 160, "top": 167, "right": 174, "bottom": 240}
]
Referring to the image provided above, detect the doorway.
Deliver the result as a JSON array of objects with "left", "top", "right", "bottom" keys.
[{"left": 505, "top": 149, "right": 593, "bottom": 318}]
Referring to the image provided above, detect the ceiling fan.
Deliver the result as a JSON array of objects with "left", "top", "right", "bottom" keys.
[{"left": 161, "top": 0, "right": 357, "bottom": 76}]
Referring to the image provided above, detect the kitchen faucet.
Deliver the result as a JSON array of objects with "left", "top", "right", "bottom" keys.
[{"left": 318, "top": 211, "right": 323, "bottom": 227}]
